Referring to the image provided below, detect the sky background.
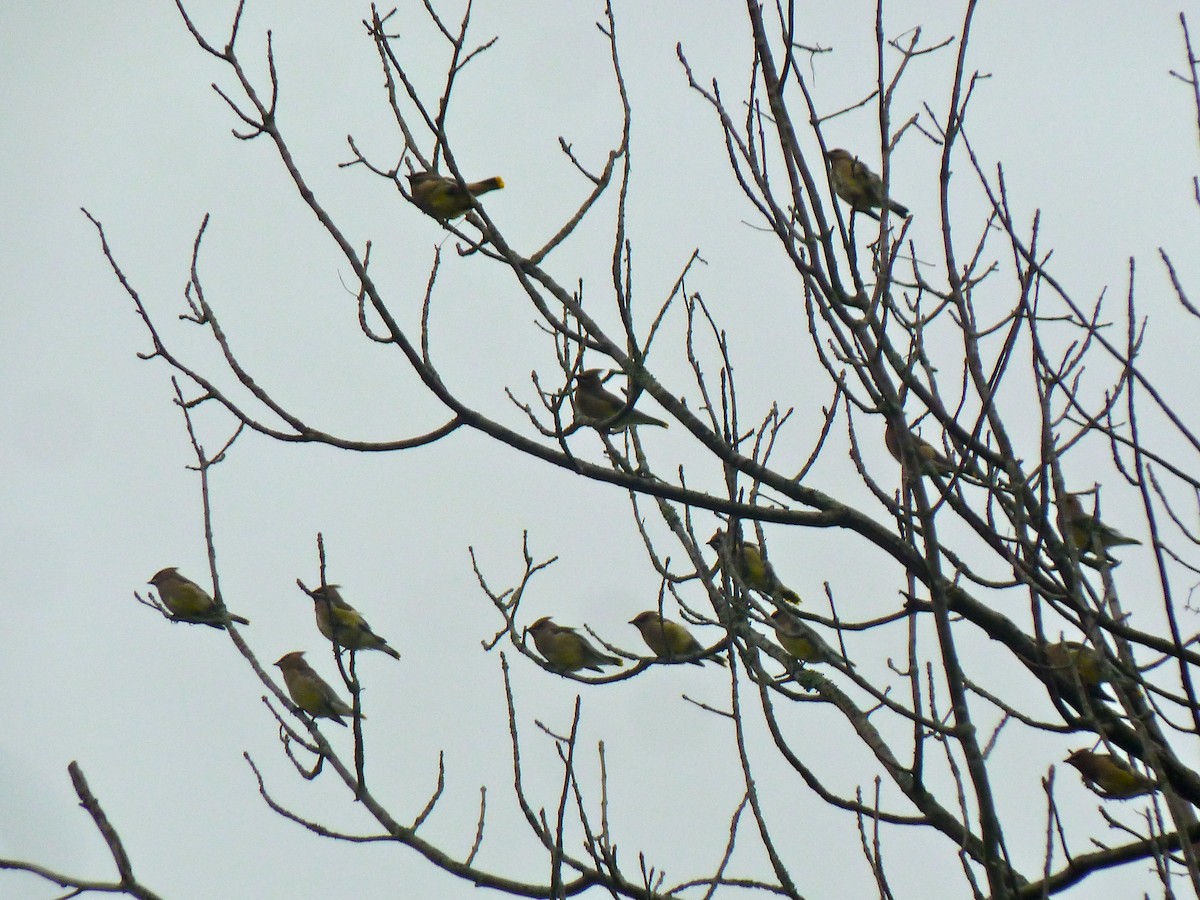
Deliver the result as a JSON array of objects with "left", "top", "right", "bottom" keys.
[{"left": 3, "top": 2, "right": 1198, "bottom": 898}]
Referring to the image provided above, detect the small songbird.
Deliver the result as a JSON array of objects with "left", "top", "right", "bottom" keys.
[
  {"left": 1064, "top": 749, "right": 1157, "bottom": 799},
  {"left": 769, "top": 609, "right": 853, "bottom": 667},
  {"left": 1059, "top": 493, "right": 1141, "bottom": 557},
  {"left": 707, "top": 529, "right": 802, "bottom": 605},
  {"left": 572, "top": 368, "right": 668, "bottom": 430},
  {"left": 274, "top": 651, "right": 358, "bottom": 726},
  {"left": 309, "top": 585, "right": 400, "bottom": 660},
  {"left": 407, "top": 171, "right": 504, "bottom": 221},
  {"left": 884, "top": 421, "right": 955, "bottom": 478},
  {"left": 526, "top": 617, "right": 623, "bottom": 673},
  {"left": 629, "top": 610, "right": 725, "bottom": 666},
  {"left": 148, "top": 567, "right": 250, "bottom": 629},
  {"left": 825, "top": 148, "right": 910, "bottom": 220},
  {"left": 1043, "top": 640, "right": 1115, "bottom": 703}
]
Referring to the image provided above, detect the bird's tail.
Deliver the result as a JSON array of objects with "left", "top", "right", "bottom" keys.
[
  {"left": 469, "top": 177, "right": 505, "bottom": 196},
  {"left": 778, "top": 586, "right": 802, "bottom": 605},
  {"left": 227, "top": 612, "right": 251, "bottom": 626},
  {"left": 885, "top": 199, "right": 910, "bottom": 219},
  {"left": 382, "top": 645, "right": 402, "bottom": 661}
]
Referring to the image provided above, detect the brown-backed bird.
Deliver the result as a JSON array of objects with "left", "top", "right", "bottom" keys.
[
  {"left": 1064, "top": 749, "right": 1157, "bottom": 799},
  {"left": 408, "top": 171, "right": 504, "bottom": 221},
  {"left": 629, "top": 610, "right": 724, "bottom": 666},
  {"left": 572, "top": 369, "right": 668, "bottom": 430},
  {"left": 148, "top": 567, "right": 250, "bottom": 629},
  {"left": 708, "top": 529, "right": 802, "bottom": 605},
  {"left": 527, "top": 617, "right": 623, "bottom": 673},
  {"left": 310, "top": 585, "right": 400, "bottom": 660},
  {"left": 274, "top": 651, "right": 358, "bottom": 726},
  {"left": 825, "top": 148, "right": 910, "bottom": 220}
]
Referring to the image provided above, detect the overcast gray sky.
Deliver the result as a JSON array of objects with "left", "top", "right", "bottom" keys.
[{"left": 3, "top": 2, "right": 1197, "bottom": 898}]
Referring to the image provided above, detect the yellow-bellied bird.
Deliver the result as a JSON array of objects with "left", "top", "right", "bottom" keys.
[
  {"left": 407, "top": 171, "right": 504, "bottom": 221},
  {"left": 825, "top": 148, "right": 910, "bottom": 221},
  {"left": 572, "top": 369, "right": 668, "bottom": 430},
  {"left": 527, "top": 617, "right": 623, "bottom": 673},
  {"left": 1059, "top": 493, "right": 1141, "bottom": 556},
  {"left": 884, "top": 421, "right": 954, "bottom": 478},
  {"left": 1064, "top": 749, "right": 1157, "bottom": 799},
  {"left": 148, "top": 567, "right": 250, "bottom": 629},
  {"left": 769, "top": 608, "right": 853, "bottom": 667},
  {"left": 629, "top": 611, "right": 725, "bottom": 666},
  {"left": 708, "top": 529, "right": 802, "bottom": 605},
  {"left": 274, "top": 651, "right": 358, "bottom": 726},
  {"left": 310, "top": 585, "right": 400, "bottom": 660},
  {"left": 1043, "top": 640, "right": 1115, "bottom": 702}
]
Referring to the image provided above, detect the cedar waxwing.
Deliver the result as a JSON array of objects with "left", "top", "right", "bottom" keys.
[
  {"left": 1059, "top": 493, "right": 1141, "bottom": 555},
  {"left": 1064, "top": 749, "right": 1157, "bottom": 799},
  {"left": 707, "top": 529, "right": 802, "bottom": 605},
  {"left": 884, "top": 421, "right": 955, "bottom": 478},
  {"left": 769, "top": 608, "right": 853, "bottom": 667},
  {"left": 407, "top": 171, "right": 504, "bottom": 221},
  {"left": 1043, "top": 640, "right": 1115, "bottom": 702},
  {"left": 310, "top": 585, "right": 400, "bottom": 660},
  {"left": 572, "top": 369, "right": 668, "bottom": 430},
  {"left": 629, "top": 610, "right": 725, "bottom": 666},
  {"left": 148, "top": 567, "right": 250, "bottom": 629},
  {"left": 825, "top": 148, "right": 910, "bottom": 220},
  {"left": 274, "top": 651, "right": 358, "bottom": 726},
  {"left": 526, "top": 617, "right": 623, "bottom": 673}
]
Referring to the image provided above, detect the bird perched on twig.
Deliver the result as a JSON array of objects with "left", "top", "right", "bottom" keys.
[
  {"left": 148, "top": 567, "right": 250, "bottom": 629},
  {"left": 1063, "top": 749, "right": 1157, "bottom": 799},
  {"left": 769, "top": 608, "right": 853, "bottom": 668},
  {"left": 526, "top": 617, "right": 623, "bottom": 673},
  {"left": 407, "top": 170, "right": 504, "bottom": 221},
  {"left": 1043, "top": 640, "right": 1117, "bottom": 703},
  {"left": 1059, "top": 493, "right": 1141, "bottom": 562},
  {"left": 825, "top": 148, "right": 910, "bottom": 221},
  {"left": 708, "top": 529, "right": 802, "bottom": 605},
  {"left": 274, "top": 651, "right": 359, "bottom": 727},
  {"left": 884, "top": 420, "right": 955, "bottom": 478},
  {"left": 629, "top": 611, "right": 725, "bottom": 666},
  {"left": 309, "top": 585, "right": 400, "bottom": 661},
  {"left": 572, "top": 368, "right": 668, "bottom": 430}
]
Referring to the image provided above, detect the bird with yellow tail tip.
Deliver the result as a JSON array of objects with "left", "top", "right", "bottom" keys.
[
  {"left": 884, "top": 420, "right": 955, "bottom": 478},
  {"left": 309, "top": 585, "right": 400, "bottom": 661},
  {"left": 629, "top": 611, "right": 725, "bottom": 666},
  {"left": 526, "top": 617, "right": 623, "bottom": 674},
  {"left": 1043, "top": 639, "right": 1116, "bottom": 703},
  {"left": 825, "top": 148, "right": 910, "bottom": 221},
  {"left": 572, "top": 368, "right": 668, "bottom": 431},
  {"left": 274, "top": 651, "right": 359, "bottom": 727},
  {"left": 768, "top": 608, "right": 853, "bottom": 668},
  {"left": 707, "top": 529, "right": 802, "bottom": 605},
  {"left": 407, "top": 170, "right": 504, "bottom": 221},
  {"left": 148, "top": 567, "right": 250, "bottom": 629},
  {"left": 1058, "top": 493, "right": 1141, "bottom": 561},
  {"left": 1064, "top": 749, "right": 1157, "bottom": 799}
]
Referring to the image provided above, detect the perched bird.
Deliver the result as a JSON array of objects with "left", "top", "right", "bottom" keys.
[
  {"left": 1064, "top": 749, "right": 1157, "bottom": 799},
  {"left": 629, "top": 610, "right": 725, "bottom": 666},
  {"left": 884, "top": 421, "right": 955, "bottom": 478},
  {"left": 309, "top": 585, "right": 400, "bottom": 661},
  {"left": 407, "top": 170, "right": 504, "bottom": 221},
  {"left": 148, "top": 567, "right": 250, "bottom": 629},
  {"left": 1059, "top": 493, "right": 1141, "bottom": 556},
  {"left": 769, "top": 609, "right": 853, "bottom": 667},
  {"left": 526, "top": 617, "right": 623, "bottom": 673},
  {"left": 1043, "top": 640, "right": 1115, "bottom": 703},
  {"left": 274, "top": 651, "right": 358, "bottom": 726},
  {"left": 707, "top": 529, "right": 802, "bottom": 605},
  {"left": 825, "top": 148, "right": 910, "bottom": 220},
  {"left": 572, "top": 369, "right": 668, "bottom": 430}
]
